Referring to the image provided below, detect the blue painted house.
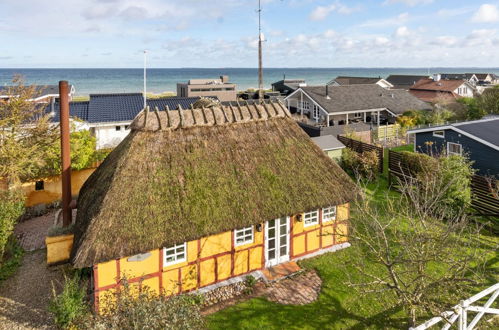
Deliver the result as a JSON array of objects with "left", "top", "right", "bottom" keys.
[{"left": 407, "top": 118, "right": 499, "bottom": 177}]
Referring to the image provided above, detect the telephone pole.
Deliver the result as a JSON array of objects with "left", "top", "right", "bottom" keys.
[{"left": 257, "top": 0, "right": 264, "bottom": 103}]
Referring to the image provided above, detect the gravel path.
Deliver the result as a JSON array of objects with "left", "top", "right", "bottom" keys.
[{"left": 0, "top": 250, "right": 64, "bottom": 329}]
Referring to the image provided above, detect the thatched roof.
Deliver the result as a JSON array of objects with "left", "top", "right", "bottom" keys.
[{"left": 71, "top": 101, "right": 357, "bottom": 268}]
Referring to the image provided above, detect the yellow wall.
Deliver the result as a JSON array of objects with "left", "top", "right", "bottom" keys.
[
  {"left": 21, "top": 167, "right": 97, "bottom": 207},
  {"left": 290, "top": 203, "right": 349, "bottom": 258},
  {"left": 94, "top": 203, "right": 349, "bottom": 313}
]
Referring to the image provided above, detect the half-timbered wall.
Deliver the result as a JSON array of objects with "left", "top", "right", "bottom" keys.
[{"left": 93, "top": 203, "right": 349, "bottom": 312}]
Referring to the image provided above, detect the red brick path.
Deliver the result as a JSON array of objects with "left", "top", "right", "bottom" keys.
[{"left": 265, "top": 270, "right": 322, "bottom": 305}]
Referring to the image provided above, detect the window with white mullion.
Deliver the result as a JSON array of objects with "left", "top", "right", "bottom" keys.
[
  {"left": 303, "top": 210, "right": 319, "bottom": 227},
  {"left": 447, "top": 142, "right": 462, "bottom": 156},
  {"left": 322, "top": 206, "right": 337, "bottom": 222},
  {"left": 235, "top": 226, "right": 254, "bottom": 246},
  {"left": 163, "top": 242, "right": 187, "bottom": 266}
]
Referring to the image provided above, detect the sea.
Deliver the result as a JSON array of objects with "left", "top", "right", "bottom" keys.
[{"left": 1, "top": 68, "right": 499, "bottom": 96}]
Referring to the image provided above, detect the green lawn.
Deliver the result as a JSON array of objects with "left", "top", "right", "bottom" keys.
[{"left": 207, "top": 179, "right": 499, "bottom": 329}]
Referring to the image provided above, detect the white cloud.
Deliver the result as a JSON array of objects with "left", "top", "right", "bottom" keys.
[
  {"left": 471, "top": 4, "right": 499, "bottom": 23},
  {"left": 309, "top": 1, "right": 360, "bottom": 21},
  {"left": 358, "top": 12, "right": 409, "bottom": 28},
  {"left": 383, "top": 0, "right": 433, "bottom": 6},
  {"left": 394, "top": 26, "right": 410, "bottom": 38}
]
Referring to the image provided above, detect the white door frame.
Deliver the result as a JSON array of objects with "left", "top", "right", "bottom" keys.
[{"left": 264, "top": 216, "right": 291, "bottom": 267}]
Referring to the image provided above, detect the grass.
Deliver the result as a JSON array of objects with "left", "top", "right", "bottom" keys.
[
  {"left": 0, "top": 238, "right": 24, "bottom": 282},
  {"left": 207, "top": 176, "right": 499, "bottom": 329}
]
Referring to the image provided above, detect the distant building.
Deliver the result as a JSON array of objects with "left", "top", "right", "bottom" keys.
[
  {"left": 176, "top": 75, "right": 237, "bottom": 102},
  {"left": 271, "top": 79, "right": 306, "bottom": 96},
  {"left": 410, "top": 75, "right": 475, "bottom": 103},
  {"left": 407, "top": 118, "right": 499, "bottom": 177},
  {"left": 386, "top": 75, "right": 428, "bottom": 90},
  {"left": 0, "top": 84, "right": 75, "bottom": 103},
  {"left": 439, "top": 73, "right": 479, "bottom": 86},
  {"left": 327, "top": 76, "right": 393, "bottom": 89},
  {"left": 469, "top": 73, "right": 499, "bottom": 85},
  {"left": 47, "top": 93, "right": 204, "bottom": 149},
  {"left": 285, "top": 84, "right": 431, "bottom": 127}
]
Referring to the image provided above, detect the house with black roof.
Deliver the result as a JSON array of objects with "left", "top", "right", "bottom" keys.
[
  {"left": 386, "top": 75, "right": 428, "bottom": 90},
  {"left": 271, "top": 79, "right": 306, "bottom": 96},
  {"left": 284, "top": 84, "right": 431, "bottom": 128},
  {"left": 407, "top": 118, "right": 499, "bottom": 177},
  {"left": 47, "top": 93, "right": 204, "bottom": 149},
  {"left": 327, "top": 76, "right": 393, "bottom": 89}
]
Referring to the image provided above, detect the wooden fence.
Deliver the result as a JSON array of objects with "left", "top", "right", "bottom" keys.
[
  {"left": 410, "top": 282, "right": 499, "bottom": 330},
  {"left": 337, "top": 135, "right": 384, "bottom": 173},
  {"left": 388, "top": 150, "right": 499, "bottom": 217}
]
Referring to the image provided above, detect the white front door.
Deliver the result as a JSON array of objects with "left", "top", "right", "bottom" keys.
[{"left": 265, "top": 217, "right": 290, "bottom": 267}]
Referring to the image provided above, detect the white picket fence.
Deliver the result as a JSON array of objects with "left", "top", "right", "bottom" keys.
[{"left": 410, "top": 282, "right": 499, "bottom": 330}]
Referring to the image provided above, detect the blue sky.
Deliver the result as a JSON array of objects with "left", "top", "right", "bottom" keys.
[{"left": 1, "top": 0, "right": 498, "bottom": 68}]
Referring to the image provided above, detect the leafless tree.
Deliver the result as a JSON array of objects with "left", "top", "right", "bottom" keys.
[{"left": 344, "top": 171, "right": 491, "bottom": 327}]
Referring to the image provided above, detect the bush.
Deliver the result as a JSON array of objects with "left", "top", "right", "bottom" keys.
[
  {"left": 341, "top": 148, "right": 379, "bottom": 181},
  {"left": 396, "top": 151, "right": 473, "bottom": 218},
  {"left": 0, "top": 238, "right": 23, "bottom": 282},
  {"left": 0, "top": 190, "right": 24, "bottom": 260},
  {"left": 49, "top": 274, "right": 88, "bottom": 328},
  {"left": 77, "top": 280, "right": 205, "bottom": 329}
]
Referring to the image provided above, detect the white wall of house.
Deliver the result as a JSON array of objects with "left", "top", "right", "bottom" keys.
[
  {"left": 376, "top": 80, "right": 393, "bottom": 89},
  {"left": 454, "top": 83, "right": 474, "bottom": 97},
  {"left": 92, "top": 122, "right": 132, "bottom": 149}
]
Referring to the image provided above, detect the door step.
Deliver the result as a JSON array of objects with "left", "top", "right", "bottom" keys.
[{"left": 261, "top": 261, "right": 302, "bottom": 282}]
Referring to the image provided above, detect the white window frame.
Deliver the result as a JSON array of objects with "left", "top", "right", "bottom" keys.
[
  {"left": 115, "top": 125, "right": 121, "bottom": 131},
  {"left": 303, "top": 210, "right": 319, "bottom": 227},
  {"left": 234, "top": 226, "right": 254, "bottom": 246},
  {"left": 353, "top": 112, "right": 362, "bottom": 119},
  {"left": 433, "top": 130, "right": 445, "bottom": 138},
  {"left": 163, "top": 242, "right": 187, "bottom": 266},
  {"left": 322, "top": 206, "right": 337, "bottom": 222},
  {"left": 447, "top": 142, "right": 462, "bottom": 156},
  {"left": 312, "top": 105, "right": 320, "bottom": 120}
]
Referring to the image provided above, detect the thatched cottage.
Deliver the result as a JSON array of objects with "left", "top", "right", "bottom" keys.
[{"left": 70, "top": 101, "right": 357, "bottom": 311}]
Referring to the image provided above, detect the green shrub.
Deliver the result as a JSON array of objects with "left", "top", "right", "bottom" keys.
[
  {"left": 395, "top": 152, "right": 473, "bottom": 218},
  {"left": 341, "top": 148, "right": 379, "bottom": 181},
  {"left": 0, "top": 238, "right": 23, "bottom": 282},
  {"left": 0, "top": 190, "right": 24, "bottom": 260},
  {"left": 49, "top": 274, "right": 88, "bottom": 328},
  {"left": 77, "top": 279, "right": 205, "bottom": 329}
]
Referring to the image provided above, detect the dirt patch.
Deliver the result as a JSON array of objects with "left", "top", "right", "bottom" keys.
[{"left": 0, "top": 250, "right": 64, "bottom": 329}]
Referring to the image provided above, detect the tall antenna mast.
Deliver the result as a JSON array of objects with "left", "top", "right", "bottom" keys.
[
  {"left": 143, "top": 50, "right": 148, "bottom": 109},
  {"left": 257, "top": 0, "right": 264, "bottom": 103}
]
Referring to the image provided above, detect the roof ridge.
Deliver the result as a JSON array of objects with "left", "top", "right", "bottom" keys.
[
  {"left": 133, "top": 100, "right": 291, "bottom": 131},
  {"left": 453, "top": 117, "right": 499, "bottom": 127}
]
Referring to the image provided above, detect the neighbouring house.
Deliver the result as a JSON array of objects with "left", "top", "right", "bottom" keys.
[
  {"left": 385, "top": 75, "right": 428, "bottom": 90},
  {"left": 271, "top": 79, "right": 306, "bottom": 96},
  {"left": 471, "top": 73, "right": 499, "bottom": 85},
  {"left": 285, "top": 84, "right": 431, "bottom": 128},
  {"left": 70, "top": 101, "right": 357, "bottom": 312},
  {"left": 47, "top": 93, "right": 203, "bottom": 149},
  {"left": 407, "top": 118, "right": 499, "bottom": 177},
  {"left": 177, "top": 75, "right": 237, "bottom": 102},
  {"left": 410, "top": 76, "right": 475, "bottom": 103},
  {"left": 439, "top": 73, "right": 479, "bottom": 86},
  {"left": 0, "top": 84, "right": 75, "bottom": 102},
  {"left": 327, "top": 76, "right": 393, "bottom": 89},
  {"left": 311, "top": 135, "right": 345, "bottom": 161}
]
